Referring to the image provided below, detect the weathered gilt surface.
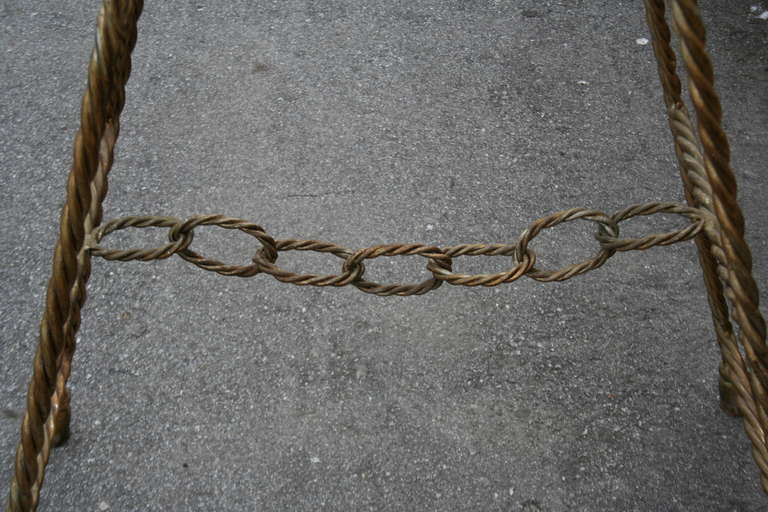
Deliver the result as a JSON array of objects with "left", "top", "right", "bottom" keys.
[{"left": 2, "top": 0, "right": 767, "bottom": 510}]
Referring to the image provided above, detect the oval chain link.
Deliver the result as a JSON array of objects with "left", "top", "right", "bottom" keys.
[
  {"left": 516, "top": 208, "right": 619, "bottom": 282},
  {"left": 343, "top": 244, "right": 452, "bottom": 296}
]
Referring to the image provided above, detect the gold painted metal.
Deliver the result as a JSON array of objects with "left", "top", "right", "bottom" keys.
[
  {"left": 5, "top": 0, "right": 768, "bottom": 509},
  {"left": 86, "top": 204, "right": 708, "bottom": 295},
  {"left": 6, "top": 1, "right": 143, "bottom": 510}
]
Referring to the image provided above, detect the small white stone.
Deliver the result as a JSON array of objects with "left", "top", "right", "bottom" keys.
[
  {"left": 98, "top": 502, "right": 109, "bottom": 511},
  {"left": 509, "top": 487, "right": 514, "bottom": 496},
  {"left": 759, "top": 11, "right": 768, "bottom": 20},
  {"left": 310, "top": 456, "right": 320, "bottom": 464},
  {"left": 426, "top": 224, "right": 434, "bottom": 231},
  {"left": 635, "top": 38, "right": 649, "bottom": 45}
]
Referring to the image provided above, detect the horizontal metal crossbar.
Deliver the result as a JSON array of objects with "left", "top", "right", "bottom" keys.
[{"left": 86, "top": 201, "right": 710, "bottom": 296}]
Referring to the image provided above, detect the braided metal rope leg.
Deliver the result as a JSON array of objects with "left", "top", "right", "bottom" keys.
[
  {"left": 643, "top": 0, "right": 740, "bottom": 417},
  {"left": 665, "top": 0, "right": 768, "bottom": 492},
  {"left": 5, "top": 2, "right": 143, "bottom": 511}
]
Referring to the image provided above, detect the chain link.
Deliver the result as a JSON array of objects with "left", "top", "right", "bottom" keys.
[{"left": 85, "top": 202, "right": 712, "bottom": 296}]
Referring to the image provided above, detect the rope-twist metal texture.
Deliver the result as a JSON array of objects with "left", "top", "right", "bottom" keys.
[
  {"left": 6, "top": 0, "right": 768, "bottom": 510},
  {"left": 5, "top": 1, "right": 143, "bottom": 511},
  {"left": 85, "top": 202, "right": 709, "bottom": 296},
  {"left": 648, "top": 0, "right": 768, "bottom": 491}
]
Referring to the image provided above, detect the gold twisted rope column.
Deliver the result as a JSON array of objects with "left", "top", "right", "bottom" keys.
[
  {"left": 643, "top": 0, "right": 743, "bottom": 416},
  {"left": 667, "top": 0, "right": 768, "bottom": 491},
  {"left": 5, "top": 2, "right": 144, "bottom": 511}
]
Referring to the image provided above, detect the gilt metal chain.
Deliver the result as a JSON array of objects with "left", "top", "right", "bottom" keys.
[{"left": 84, "top": 202, "right": 711, "bottom": 296}]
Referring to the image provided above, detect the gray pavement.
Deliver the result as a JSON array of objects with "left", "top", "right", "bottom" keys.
[{"left": 2, "top": 1, "right": 768, "bottom": 510}]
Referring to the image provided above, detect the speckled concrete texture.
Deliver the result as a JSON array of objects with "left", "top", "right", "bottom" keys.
[{"left": 2, "top": 1, "right": 767, "bottom": 510}]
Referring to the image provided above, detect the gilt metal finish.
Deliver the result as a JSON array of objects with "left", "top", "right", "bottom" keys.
[
  {"left": 5, "top": 1, "right": 143, "bottom": 510},
  {"left": 86, "top": 202, "right": 709, "bottom": 295},
  {"left": 6, "top": 0, "right": 768, "bottom": 509}
]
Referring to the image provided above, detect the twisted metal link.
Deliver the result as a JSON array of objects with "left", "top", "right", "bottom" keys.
[
  {"left": 344, "top": 244, "right": 451, "bottom": 296},
  {"left": 516, "top": 208, "right": 619, "bottom": 282},
  {"left": 88, "top": 216, "right": 192, "bottom": 261},
  {"left": 86, "top": 201, "right": 710, "bottom": 295},
  {"left": 169, "top": 215, "right": 277, "bottom": 277},
  {"left": 596, "top": 202, "right": 707, "bottom": 251},
  {"left": 254, "top": 240, "right": 362, "bottom": 286},
  {"left": 430, "top": 244, "right": 536, "bottom": 287}
]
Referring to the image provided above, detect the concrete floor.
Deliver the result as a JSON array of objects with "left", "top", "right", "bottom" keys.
[{"left": 1, "top": 1, "right": 767, "bottom": 510}]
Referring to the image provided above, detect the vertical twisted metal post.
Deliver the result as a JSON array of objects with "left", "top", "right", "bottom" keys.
[
  {"left": 643, "top": 0, "right": 743, "bottom": 416},
  {"left": 669, "top": 0, "right": 768, "bottom": 491},
  {"left": 6, "top": 2, "right": 143, "bottom": 511}
]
